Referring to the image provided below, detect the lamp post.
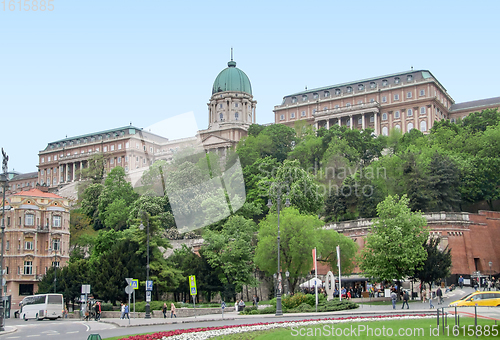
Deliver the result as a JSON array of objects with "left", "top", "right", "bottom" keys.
[
  {"left": 139, "top": 212, "right": 151, "bottom": 319},
  {"left": 0, "top": 148, "right": 9, "bottom": 331},
  {"left": 267, "top": 187, "right": 290, "bottom": 317},
  {"left": 48, "top": 247, "right": 58, "bottom": 293},
  {"left": 489, "top": 261, "right": 493, "bottom": 283}
]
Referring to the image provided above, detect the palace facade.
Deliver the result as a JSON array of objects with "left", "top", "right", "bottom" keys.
[{"left": 273, "top": 69, "right": 500, "bottom": 134}]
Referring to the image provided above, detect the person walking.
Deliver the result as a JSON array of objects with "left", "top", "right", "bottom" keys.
[
  {"left": 401, "top": 290, "right": 409, "bottom": 309},
  {"left": 170, "top": 303, "right": 177, "bottom": 318},
  {"left": 120, "top": 303, "right": 125, "bottom": 319},
  {"left": 391, "top": 289, "right": 397, "bottom": 310},
  {"left": 95, "top": 301, "right": 101, "bottom": 321},
  {"left": 436, "top": 287, "right": 443, "bottom": 305},
  {"left": 458, "top": 276, "right": 464, "bottom": 289},
  {"left": 124, "top": 303, "right": 130, "bottom": 319},
  {"left": 252, "top": 295, "right": 259, "bottom": 309},
  {"left": 162, "top": 303, "right": 168, "bottom": 318},
  {"left": 428, "top": 289, "right": 434, "bottom": 309}
]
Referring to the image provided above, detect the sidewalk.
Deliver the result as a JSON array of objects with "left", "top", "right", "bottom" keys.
[{"left": 0, "top": 326, "right": 18, "bottom": 336}]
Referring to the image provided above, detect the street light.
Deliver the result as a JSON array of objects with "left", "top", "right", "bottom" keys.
[
  {"left": 0, "top": 148, "right": 9, "bottom": 332},
  {"left": 267, "top": 187, "right": 290, "bottom": 317},
  {"left": 48, "top": 246, "right": 59, "bottom": 293},
  {"left": 139, "top": 212, "right": 151, "bottom": 319}
]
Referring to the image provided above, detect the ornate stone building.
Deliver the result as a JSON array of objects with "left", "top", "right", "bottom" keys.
[
  {"left": 0, "top": 188, "right": 70, "bottom": 306},
  {"left": 198, "top": 56, "right": 256, "bottom": 155},
  {"left": 274, "top": 70, "right": 500, "bottom": 135}
]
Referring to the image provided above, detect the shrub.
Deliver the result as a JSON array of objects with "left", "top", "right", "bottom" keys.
[{"left": 100, "top": 303, "right": 113, "bottom": 311}]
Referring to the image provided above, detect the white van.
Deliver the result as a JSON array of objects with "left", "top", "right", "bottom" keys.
[{"left": 20, "top": 294, "right": 64, "bottom": 321}]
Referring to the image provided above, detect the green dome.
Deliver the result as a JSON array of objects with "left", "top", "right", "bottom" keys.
[{"left": 212, "top": 60, "right": 252, "bottom": 95}]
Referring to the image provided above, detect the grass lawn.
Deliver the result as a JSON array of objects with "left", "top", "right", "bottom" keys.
[{"left": 214, "top": 317, "right": 499, "bottom": 339}]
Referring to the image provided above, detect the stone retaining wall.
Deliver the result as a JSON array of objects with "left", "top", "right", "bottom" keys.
[{"left": 68, "top": 306, "right": 235, "bottom": 319}]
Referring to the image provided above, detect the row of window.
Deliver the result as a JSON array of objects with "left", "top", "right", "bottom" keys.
[
  {"left": 381, "top": 121, "right": 427, "bottom": 136},
  {"left": 381, "top": 107, "right": 427, "bottom": 120},
  {"left": 290, "top": 75, "right": 419, "bottom": 103},
  {"left": 1, "top": 214, "right": 62, "bottom": 228},
  {"left": 49, "top": 131, "right": 128, "bottom": 150},
  {"left": 7, "top": 260, "right": 60, "bottom": 276},
  {"left": 5, "top": 238, "right": 60, "bottom": 252},
  {"left": 218, "top": 102, "right": 250, "bottom": 108}
]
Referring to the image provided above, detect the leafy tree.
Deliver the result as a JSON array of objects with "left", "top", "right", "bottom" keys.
[
  {"left": 288, "top": 134, "right": 323, "bottom": 170},
  {"left": 254, "top": 208, "right": 324, "bottom": 294},
  {"left": 248, "top": 124, "right": 265, "bottom": 137},
  {"left": 462, "top": 108, "right": 500, "bottom": 133},
  {"left": 317, "top": 229, "right": 358, "bottom": 275},
  {"left": 359, "top": 195, "right": 428, "bottom": 292},
  {"left": 412, "top": 237, "right": 452, "bottom": 288},
  {"left": 78, "top": 153, "right": 106, "bottom": 183},
  {"left": 80, "top": 183, "right": 104, "bottom": 230},
  {"left": 427, "top": 152, "right": 461, "bottom": 211},
  {"left": 202, "top": 215, "right": 258, "bottom": 301},
  {"left": 402, "top": 153, "right": 435, "bottom": 212}
]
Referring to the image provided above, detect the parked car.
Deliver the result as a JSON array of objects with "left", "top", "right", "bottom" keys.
[{"left": 449, "top": 291, "right": 500, "bottom": 307}]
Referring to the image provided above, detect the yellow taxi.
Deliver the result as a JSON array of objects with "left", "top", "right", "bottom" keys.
[{"left": 449, "top": 291, "right": 500, "bottom": 307}]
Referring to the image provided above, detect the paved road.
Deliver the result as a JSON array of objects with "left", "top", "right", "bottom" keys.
[{"left": 1, "top": 287, "right": 496, "bottom": 340}]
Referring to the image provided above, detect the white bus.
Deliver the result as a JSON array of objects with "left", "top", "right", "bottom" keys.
[{"left": 20, "top": 294, "right": 64, "bottom": 321}]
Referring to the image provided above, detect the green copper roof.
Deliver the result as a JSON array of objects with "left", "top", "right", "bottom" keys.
[{"left": 212, "top": 60, "right": 252, "bottom": 95}]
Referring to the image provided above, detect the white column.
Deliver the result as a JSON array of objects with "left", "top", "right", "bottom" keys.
[
  {"left": 253, "top": 105, "right": 256, "bottom": 124},
  {"left": 338, "top": 117, "right": 341, "bottom": 127},
  {"left": 362, "top": 113, "right": 366, "bottom": 130},
  {"left": 79, "top": 161, "right": 82, "bottom": 181},
  {"left": 374, "top": 112, "right": 379, "bottom": 135},
  {"left": 72, "top": 163, "right": 75, "bottom": 182},
  {"left": 326, "top": 119, "right": 330, "bottom": 130},
  {"left": 65, "top": 164, "right": 69, "bottom": 183},
  {"left": 349, "top": 116, "right": 353, "bottom": 130},
  {"left": 314, "top": 122, "right": 318, "bottom": 130}
]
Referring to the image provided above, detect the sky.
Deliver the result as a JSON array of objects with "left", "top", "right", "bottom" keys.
[{"left": 1, "top": 0, "right": 499, "bottom": 174}]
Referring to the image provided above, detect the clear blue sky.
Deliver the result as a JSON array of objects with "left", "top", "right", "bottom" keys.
[{"left": 1, "top": 0, "right": 499, "bottom": 173}]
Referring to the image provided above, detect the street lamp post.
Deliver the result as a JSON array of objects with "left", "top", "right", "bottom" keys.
[
  {"left": 0, "top": 148, "right": 9, "bottom": 331},
  {"left": 139, "top": 213, "right": 151, "bottom": 319},
  {"left": 267, "top": 187, "right": 290, "bottom": 317},
  {"left": 48, "top": 247, "right": 58, "bottom": 293},
  {"left": 489, "top": 261, "right": 493, "bottom": 283}
]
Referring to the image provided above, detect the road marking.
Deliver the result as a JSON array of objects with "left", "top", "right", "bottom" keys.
[
  {"left": 6, "top": 337, "right": 21, "bottom": 339},
  {"left": 26, "top": 336, "right": 40, "bottom": 338},
  {"left": 66, "top": 331, "right": 79, "bottom": 334}
]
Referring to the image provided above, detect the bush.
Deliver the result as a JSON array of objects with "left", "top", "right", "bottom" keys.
[
  {"left": 282, "top": 293, "right": 324, "bottom": 309},
  {"left": 243, "top": 306, "right": 257, "bottom": 313},
  {"left": 100, "top": 303, "right": 113, "bottom": 311},
  {"left": 317, "top": 299, "right": 358, "bottom": 312}
]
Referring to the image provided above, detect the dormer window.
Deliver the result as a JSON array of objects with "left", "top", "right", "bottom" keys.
[
  {"left": 370, "top": 82, "right": 376, "bottom": 89},
  {"left": 358, "top": 84, "right": 364, "bottom": 91},
  {"left": 313, "top": 93, "right": 319, "bottom": 99},
  {"left": 324, "top": 91, "right": 330, "bottom": 97},
  {"left": 302, "top": 95, "right": 308, "bottom": 101},
  {"left": 382, "top": 79, "right": 388, "bottom": 86},
  {"left": 335, "top": 89, "right": 341, "bottom": 95},
  {"left": 291, "top": 96, "right": 297, "bottom": 103},
  {"left": 394, "top": 77, "right": 400, "bottom": 84},
  {"left": 346, "top": 86, "right": 352, "bottom": 93},
  {"left": 407, "top": 75, "right": 413, "bottom": 82}
]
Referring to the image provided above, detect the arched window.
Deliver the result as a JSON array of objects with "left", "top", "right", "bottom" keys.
[
  {"left": 407, "top": 122, "right": 414, "bottom": 131},
  {"left": 382, "top": 126, "right": 389, "bottom": 136},
  {"left": 394, "top": 111, "right": 400, "bottom": 119},
  {"left": 335, "top": 89, "right": 341, "bottom": 95},
  {"left": 420, "top": 120, "right": 427, "bottom": 132},
  {"left": 395, "top": 124, "right": 401, "bottom": 131},
  {"left": 407, "top": 109, "right": 413, "bottom": 116},
  {"left": 382, "top": 113, "right": 388, "bottom": 121}
]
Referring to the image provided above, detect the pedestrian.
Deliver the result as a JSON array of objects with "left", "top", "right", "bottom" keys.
[
  {"left": 428, "top": 289, "right": 434, "bottom": 309},
  {"left": 458, "top": 276, "right": 464, "bottom": 289},
  {"left": 436, "top": 287, "right": 443, "bottom": 305},
  {"left": 401, "top": 290, "right": 409, "bottom": 309},
  {"left": 95, "top": 301, "right": 101, "bottom": 321},
  {"left": 124, "top": 303, "right": 130, "bottom": 319},
  {"left": 238, "top": 299, "right": 245, "bottom": 312},
  {"left": 120, "top": 303, "right": 125, "bottom": 319},
  {"left": 391, "top": 289, "right": 397, "bottom": 310},
  {"left": 170, "top": 303, "right": 176, "bottom": 318},
  {"left": 162, "top": 303, "right": 167, "bottom": 318},
  {"left": 252, "top": 295, "right": 259, "bottom": 309}
]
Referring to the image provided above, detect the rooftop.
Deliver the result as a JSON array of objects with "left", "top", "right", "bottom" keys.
[
  {"left": 13, "top": 188, "right": 63, "bottom": 199},
  {"left": 450, "top": 96, "right": 500, "bottom": 112}
]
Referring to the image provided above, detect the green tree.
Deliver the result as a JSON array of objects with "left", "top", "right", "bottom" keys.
[
  {"left": 427, "top": 152, "right": 461, "bottom": 211},
  {"left": 80, "top": 183, "right": 104, "bottom": 230},
  {"left": 412, "top": 237, "right": 452, "bottom": 288},
  {"left": 254, "top": 208, "right": 324, "bottom": 294},
  {"left": 359, "top": 195, "right": 429, "bottom": 291},
  {"left": 78, "top": 153, "right": 106, "bottom": 183},
  {"left": 202, "top": 215, "right": 258, "bottom": 301}
]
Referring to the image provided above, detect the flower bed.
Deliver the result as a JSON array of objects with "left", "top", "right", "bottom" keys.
[{"left": 118, "top": 314, "right": 434, "bottom": 340}]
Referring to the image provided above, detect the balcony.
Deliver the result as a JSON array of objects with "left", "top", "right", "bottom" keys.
[{"left": 37, "top": 225, "right": 49, "bottom": 233}]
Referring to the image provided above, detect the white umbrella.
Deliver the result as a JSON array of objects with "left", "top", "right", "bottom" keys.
[{"left": 299, "top": 277, "right": 323, "bottom": 288}]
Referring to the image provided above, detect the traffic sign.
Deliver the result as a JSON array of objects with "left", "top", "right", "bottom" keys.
[
  {"left": 81, "top": 285, "right": 91, "bottom": 294},
  {"left": 125, "top": 278, "right": 133, "bottom": 284},
  {"left": 125, "top": 285, "right": 134, "bottom": 295},
  {"left": 221, "top": 301, "right": 226, "bottom": 309},
  {"left": 146, "top": 291, "right": 151, "bottom": 302},
  {"left": 146, "top": 280, "right": 153, "bottom": 291},
  {"left": 189, "top": 275, "right": 197, "bottom": 296},
  {"left": 130, "top": 279, "right": 139, "bottom": 289}
]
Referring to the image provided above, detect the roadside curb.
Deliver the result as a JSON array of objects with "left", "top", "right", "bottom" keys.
[
  {"left": 0, "top": 326, "right": 18, "bottom": 335},
  {"left": 101, "top": 317, "right": 236, "bottom": 328}
]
